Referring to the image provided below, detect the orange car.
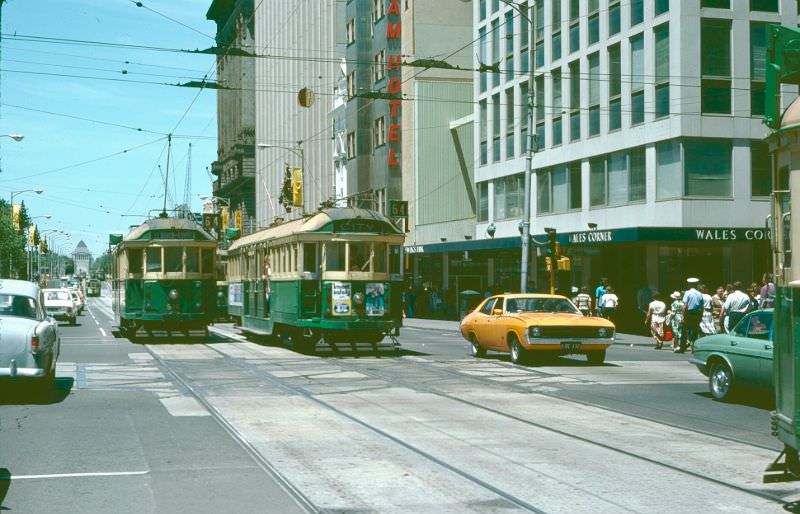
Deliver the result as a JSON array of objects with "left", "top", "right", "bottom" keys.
[{"left": 459, "top": 294, "right": 615, "bottom": 365}]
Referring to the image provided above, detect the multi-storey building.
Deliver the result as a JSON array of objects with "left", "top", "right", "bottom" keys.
[
  {"left": 72, "top": 241, "right": 92, "bottom": 277},
  {"left": 207, "top": 0, "right": 257, "bottom": 236},
  {"left": 466, "top": 0, "right": 797, "bottom": 319}
]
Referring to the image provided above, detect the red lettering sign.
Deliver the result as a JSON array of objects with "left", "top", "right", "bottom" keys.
[
  {"left": 387, "top": 54, "right": 401, "bottom": 72},
  {"left": 388, "top": 148, "right": 400, "bottom": 166},
  {"left": 387, "top": 22, "right": 401, "bottom": 38},
  {"left": 389, "top": 100, "right": 401, "bottom": 118},
  {"left": 387, "top": 124, "right": 401, "bottom": 142},
  {"left": 387, "top": 77, "right": 401, "bottom": 94},
  {"left": 387, "top": 0, "right": 400, "bottom": 15}
]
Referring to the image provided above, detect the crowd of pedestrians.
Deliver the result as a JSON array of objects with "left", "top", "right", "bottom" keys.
[{"left": 642, "top": 274, "right": 775, "bottom": 352}]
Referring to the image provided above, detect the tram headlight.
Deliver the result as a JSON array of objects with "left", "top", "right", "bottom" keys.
[
  {"left": 169, "top": 289, "right": 179, "bottom": 301},
  {"left": 353, "top": 292, "right": 365, "bottom": 305}
]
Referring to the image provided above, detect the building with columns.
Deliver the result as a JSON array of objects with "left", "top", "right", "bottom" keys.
[{"left": 72, "top": 241, "right": 92, "bottom": 277}]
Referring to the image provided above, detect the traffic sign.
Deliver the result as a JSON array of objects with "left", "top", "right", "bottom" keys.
[{"left": 389, "top": 200, "right": 408, "bottom": 218}]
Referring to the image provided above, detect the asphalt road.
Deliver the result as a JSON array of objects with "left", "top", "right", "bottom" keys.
[{"left": 0, "top": 290, "right": 795, "bottom": 513}]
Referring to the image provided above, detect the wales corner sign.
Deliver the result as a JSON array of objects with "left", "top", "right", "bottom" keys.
[{"left": 561, "top": 227, "right": 771, "bottom": 245}]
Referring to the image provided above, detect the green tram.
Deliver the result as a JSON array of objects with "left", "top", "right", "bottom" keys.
[
  {"left": 226, "top": 208, "right": 405, "bottom": 352},
  {"left": 111, "top": 215, "right": 218, "bottom": 337}
]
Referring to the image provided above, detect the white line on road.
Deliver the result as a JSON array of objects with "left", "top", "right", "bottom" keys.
[
  {"left": 94, "top": 319, "right": 100, "bottom": 326},
  {"left": 99, "top": 327, "right": 107, "bottom": 337},
  {"left": 2, "top": 471, "right": 149, "bottom": 481}
]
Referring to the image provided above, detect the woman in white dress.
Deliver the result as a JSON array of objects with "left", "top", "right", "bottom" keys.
[
  {"left": 698, "top": 284, "right": 716, "bottom": 337},
  {"left": 644, "top": 292, "right": 667, "bottom": 349}
]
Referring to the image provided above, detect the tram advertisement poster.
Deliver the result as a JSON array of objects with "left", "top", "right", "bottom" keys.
[
  {"left": 332, "top": 282, "right": 352, "bottom": 316},
  {"left": 365, "top": 283, "right": 385, "bottom": 316},
  {"left": 228, "top": 283, "right": 243, "bottom": 307}
]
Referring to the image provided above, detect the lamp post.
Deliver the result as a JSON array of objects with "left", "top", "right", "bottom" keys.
[
  {"left": 26, "top": 215, "right": 51, "bottom": 280},
  {"left": 499, "top": 0, "right": 535, "bottom": 293},
  {"left": 257, "top": 142, "right": 305, "bottom": 215},
  {"left": 39, "top": 229, "right": 63, "bottom": 280},
  {"left": 0, "top": 133, "right": 24, "bottom": 142}
]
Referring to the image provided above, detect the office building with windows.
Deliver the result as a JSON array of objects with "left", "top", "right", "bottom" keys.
[{"left": 468, "top": 0, "right": 797, "bottom": 313}]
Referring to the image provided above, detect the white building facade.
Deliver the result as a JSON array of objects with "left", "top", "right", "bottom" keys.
[
  {"left": 470, "top": 0, "right": 797, "bottom": 313},
  {"left": 72, "top": 241, "right": 92, "bottom": 277}
]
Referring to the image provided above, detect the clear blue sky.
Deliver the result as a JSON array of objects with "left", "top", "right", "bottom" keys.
[{"left": 0, "top": 0, "right": 218, "bottom": 258}]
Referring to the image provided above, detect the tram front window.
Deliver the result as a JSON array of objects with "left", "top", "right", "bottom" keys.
[
  {"left": 373, "top": 243, "right": 387, "bottom": 272},
  {"left": 165, "top": 247, "right": 183, "bottom": 272},
  {"left": 390, "top": 245, "right": 401, "bottom": 274},
  {"left": 127, "top": 249, "right": 143, "bottom": 274},
  {"left": 326, "top": 242, "right": 346, "bottom": 271},
  {"left": 349, "top": 242, "right": 370, "bottom": 272},
  {"left": 186, "top": 248, "right": 199, "bottom": 273},
  {"left": 146, "top": 248, "right": 162, "bottom": 272}
]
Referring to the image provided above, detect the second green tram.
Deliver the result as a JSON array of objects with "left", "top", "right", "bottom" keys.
[{"left": 226, "top": 208, "right": 405, "bottom": 352}]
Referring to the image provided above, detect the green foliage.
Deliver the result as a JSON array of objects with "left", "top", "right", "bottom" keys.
[{"left": 0, "top": 199, "right": 28, "bottom": 278}]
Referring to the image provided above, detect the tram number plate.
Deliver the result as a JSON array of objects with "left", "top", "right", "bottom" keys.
[{"left": 561, "top": 342, "right": 581, "bottom": 352}]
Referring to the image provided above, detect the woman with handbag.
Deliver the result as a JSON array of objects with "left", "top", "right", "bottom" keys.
[{"left": 645, "top": 292, "right": 667, "bottom": 350}]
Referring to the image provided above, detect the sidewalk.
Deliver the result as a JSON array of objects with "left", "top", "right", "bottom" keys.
[{"left": 401, "top": 317, "right": 655, "bottom": 346}]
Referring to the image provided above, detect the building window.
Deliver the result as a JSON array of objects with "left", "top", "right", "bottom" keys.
[
  {"left": 590, "top": 148, "right": 646, "bottom": 206},
  {"left": 372, "top": 0, "right": 385, "bottom": 23},
  {"left": 492, "top": 93, "right": 501, "bottom": 162},
  {"left": 552, "top": 68, "right": 562, "bottom": 142},
  {"left": 588, "top": 52, "right": 600, "bottom": 136},
  {"left": 588, "top": 0, "right": 599, "bottom": 46},
  {"left": 479, "top": 0, "right": 486, "bottom": 21},
  {"left": 347, "top": 71, "right": 356, "bottom": 100},
  {"left": 534, "top": 1, "right": 544, "bottom": 68},
  {"left": 505, "top": 11, "right": 515, "bottom": 80},
  {"left": 655, "top": 0, "right": 669, "bottom": 15},
  {"left": 630, "top": 0, "right": 644, "bottom": 27},
  {"left": 684, "top": 139, "right": 732, "bottom": 197},
  {"left": 552, "top": 0, "right": 562, "bottom": 61},
  {"left": 701, "top": 19, "right": 732, "bottom": 114},
  {"left": 373, "top": 49, "right": 386, "bottom": 84},
  {"left": 631, "top": 34, "right": 645, "bottom": 125},
  {"left": 535, "top": 75, "right": 545, "bottom": 149},
  {"left": 654, "top": 24, "right": 669, "bottom": 119},
  {"left": 506, "top": 88, "right": 515, "bottom": 158},
  {"left": 373, "top": 116, "right": 385, "bottom": 149},
  {"left": 656, "top": 140, "right": 682, "bottom": 200},
  {"left": 552, "top": 115, "right": 563, "bottom": 146},
  {"left": 347, "top": 132, "right": 356, "bottom": 160},
  {"left": 609, "top": 44, "right": 621, "bottom": 131},
  {"left": 480, "top": 99, "right": 488, "bottom": 166},
  {"left": 520, "top": 2, "right": 529, "bottom": 73},
  {"left": 543, "top": 163, "right": 582, "bottom": 214},
  {"left": 751, "top": 23, "right": 767, "bottom": 116},
  {"left": 537, "top": 170, "right": 551, "bottom": 214},
  {"left": 346, "top": 18, "right": 355, "bottom": 44},
  {"left": 590, "top": 157, "right": 606, "bottom": 207},
  {"left": 569, "top": 60, "right": 580, "bottom": 141},
  {"left": 702, "top": 0, "right": 729, "bottom": 7},
  {"left": 477, "top": 182, "right": 489, "bottom": 221},
  {"left": 495, "top": 174, "right": 524, "bottom": 220},
  {"left": 609, "top": 1, "right": 621, "bottom": 36},
  {"left": 492, "top": 19, "right": 501, "bottom": 87},
  {"left": 751, "top": 140, "right": 772, "bottom": 197},
  {"left": 479, "top": 27, "right": 488, "bottom": 93},
  {"left": 750, "top": 0, "right": 777, "bottom": 11},
  {"left": 569, "top": 21, "right": 580, "bottom": 54}
]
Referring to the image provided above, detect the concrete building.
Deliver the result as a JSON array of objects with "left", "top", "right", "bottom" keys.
[
  {"left": 72, "top": 241, "right": 92, "bottom": 277},
  {"left": 207, "top": 0, "right": 257, "bottom": 236}
]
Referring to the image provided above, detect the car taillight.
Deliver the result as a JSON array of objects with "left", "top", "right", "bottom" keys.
[{"left": 31, "top": 335, "right": 39, "bottom": 351}]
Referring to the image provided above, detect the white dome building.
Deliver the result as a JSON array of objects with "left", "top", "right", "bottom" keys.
[{"left": 72, "top": 241, "right": 92, "bottom": 277}]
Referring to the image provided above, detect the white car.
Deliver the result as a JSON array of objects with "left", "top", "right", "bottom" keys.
[
  {"left": 69, "top": 289, "right": 84, "bottom": 315},
  {"left": 43, "top": 288, "right": 77, "bottom": 325}
]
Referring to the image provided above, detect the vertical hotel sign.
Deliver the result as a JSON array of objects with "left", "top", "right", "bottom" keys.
[{"left": 386, "top": 0, "right": 401, "bottom": 168}]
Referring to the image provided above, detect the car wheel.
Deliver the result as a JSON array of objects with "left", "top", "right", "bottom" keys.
[
  {"left": 470, "top": 335, "right": 486, "bottom": 358},
  {"left": 509, "top": 336, "right": 526, "bottom": 365},
  {"left": 587, "top": 350, "right": 606, "bottom": 365},
  {"left": 709, "top": 361, "right": 734, "bottom": 401}
]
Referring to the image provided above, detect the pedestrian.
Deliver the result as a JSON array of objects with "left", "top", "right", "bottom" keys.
[
  {"left": 759, "top": 273, "right": 776, "bottom": 309},
  {"left": 711, "top": 286, "right": 725, "bottom": 333},
  {"left": 666, "top": 291, "right": 685, "bottom": 352},
  {"left": 682, "top": 278, "right": 704, "bottom": 350},
  {"left": 594, "top": 277, "right": 608, "bottom": 317},
  {"left": 721, "top": 281, "right": 751, "bottom": 332},
  {"left": 600, "top": 286, "right": 619, "bottom": 324},
  {"left": 574, "top": 286, "right": 593, "bottom": 316},
  {"left": 407, "top": 286, "right": 416, "bottom": 318},
  {"left": 645, "top": 291, "right": 667, "bottom": 349},
  {"left": 698, "top": 284, "right": 716, "bottom": 337}
]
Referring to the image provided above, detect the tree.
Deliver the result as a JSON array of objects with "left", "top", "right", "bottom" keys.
[{"left": 0, "top": 199, "right": 28, "bottom": 278}]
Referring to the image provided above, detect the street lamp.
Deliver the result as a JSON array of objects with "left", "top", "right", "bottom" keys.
[
  {"left": 1, "top": 133, "right": 24, "bottom": 142},
  {"left": 499, "top": 0, "right": 536, "bottom": 293},
  {"left": 10, "top": 188, "right": 43, "bottom": 205},
  {"left": 257, "top": 142, "right": 305, "bottom": 214}
]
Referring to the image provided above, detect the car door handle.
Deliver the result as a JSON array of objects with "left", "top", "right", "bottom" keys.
[{"left": 730, "top": 341, "right": 737, "bottom": 346}]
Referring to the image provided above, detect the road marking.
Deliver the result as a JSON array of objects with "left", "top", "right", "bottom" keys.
[
  {"left": 99, "top": 327, "right": 106, "bottom": 337},
  {"left": 2, "top": 471, "right": 149, "bottom": 480},
  {"left": 94, "top": 319, "right": 100, "bottom": 326}
]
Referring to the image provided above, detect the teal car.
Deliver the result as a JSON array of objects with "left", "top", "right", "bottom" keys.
[{"left": 689, "top": 309, "right": 773, "bottom": 401}]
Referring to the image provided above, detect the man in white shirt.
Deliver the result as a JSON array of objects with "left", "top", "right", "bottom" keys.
[{"left": 721, "top": 281, "right": 751, "bottom": 332}]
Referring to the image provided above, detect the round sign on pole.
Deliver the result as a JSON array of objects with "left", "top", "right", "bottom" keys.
[{"left": 298, "top": 88, "right": 315, "bottom": 108}]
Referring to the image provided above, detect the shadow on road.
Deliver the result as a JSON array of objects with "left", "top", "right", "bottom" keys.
[
  {"left": 478, "top": 353, "right": 621, "bottom": 368},
  {"left": 692, "top": 390, "right": 775, "bottom": 411},
  {"left": 0, "top": 377, "right": 74, "bottom": 406},
  {"left": 0, "top": 468, "right": 9, "bottom": 511}
]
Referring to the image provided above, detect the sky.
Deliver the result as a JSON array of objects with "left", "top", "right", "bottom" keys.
[{"left": 0, "top": 0, "right": 219, "bottom": 257}]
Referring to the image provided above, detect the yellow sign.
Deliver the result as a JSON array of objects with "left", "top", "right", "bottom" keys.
[
  {"left": 235, "top": 209, "right": 242, "bottom": 230},
  {"left": 28, "top": 225, "right": 36, "bottom": 242},
  {"left": 292, "top": 167, "right": 303, "bottom": 207},
  {"left": 220, "top": 206, "right": 229, "bottom": 229},
  {"left": 12, "top": 204, "right": 21, "bottom": 231}
]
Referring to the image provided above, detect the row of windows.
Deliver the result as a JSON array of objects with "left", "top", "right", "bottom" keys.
[
  {"left": 476, "top": 138, "right": 772, "bottom": 222},
  {"left": 345, "top": 0, "right": 393, "bottom": 45},
  {"left": 120, "top": 247, "right": 214, "bottom": 276}
]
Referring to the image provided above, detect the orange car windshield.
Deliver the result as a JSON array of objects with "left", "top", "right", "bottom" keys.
[{"left": 506, "top": 297, "right": 579, "bottom": 315}]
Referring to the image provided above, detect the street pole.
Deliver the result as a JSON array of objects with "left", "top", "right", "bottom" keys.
[{"left": 520, "top": 3, "right": 535, "bottom": 294}]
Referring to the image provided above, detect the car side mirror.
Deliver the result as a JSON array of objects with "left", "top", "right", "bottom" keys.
[{"left": 492, "top": 308, "right": 503, "bottom": 316}]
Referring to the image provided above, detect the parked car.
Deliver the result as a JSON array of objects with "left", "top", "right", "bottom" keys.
[
  {"left": 69, "top": 289, "right": 84, "bottom": 315},
  {"left": 0, "top": 279, "right": 61, "bottom": 385},
  {"left": 43, "top": 288, "right": 77, "bottom": 325},
  {"left": 459, "top": 294, "right": 616, "bottom": 365},
  {"left": 690, "top": 309, "right": 773, "bottom": 401}
]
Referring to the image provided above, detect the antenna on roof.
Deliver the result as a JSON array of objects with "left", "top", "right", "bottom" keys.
[{"left": 162, "top": 133, "right": 172, "bottom": 217}]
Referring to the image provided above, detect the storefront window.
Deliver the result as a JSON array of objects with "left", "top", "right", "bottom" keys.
[
  {"left": 165, "top": 247, "right": 183, "bottom": 273},
  {"left": 326, "top": 243, "right": 346, "bottom": 271},
  {"left": 146, "top": 248, "right": 162, "bottom": 273},
  {"left": 684, "top": 138, "right": 732, "bottom": 197},
  {"left": 185, "top": 248, "right": 199, "bottom": 272}
]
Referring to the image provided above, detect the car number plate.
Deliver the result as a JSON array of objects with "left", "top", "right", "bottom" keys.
[{"left": 561, "top": 342, "right": 581, "bottom": 352}]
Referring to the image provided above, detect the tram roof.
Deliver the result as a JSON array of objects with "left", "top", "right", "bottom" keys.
[
  {"left": 228, "top": 208, "right": 401, "bottom": 251},
  {"left": 123, "top": 215, "right": 215, "bottom": 242}
]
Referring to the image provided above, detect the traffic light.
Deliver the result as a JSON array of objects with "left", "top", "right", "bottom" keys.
[
  {"left": 28, "top": 225, "right": 36, "bottom": 244},
  {"left": 557, "top": 256, "right": 571, "bottom": 271},
  {"left": 40, "top": 239, "right": 48, "bottom": 254},
  {"left": 291, "top": 167, "right": 303, "bottom": 207},
  {"left": 12, "top": 204, "right": 21, "bottom": 233},
  {"left": 235, "top": 209, "right": 242, "bottom": 231},
  {"left": 545, "top": 257, "right": 552, "bottom": 272}
]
